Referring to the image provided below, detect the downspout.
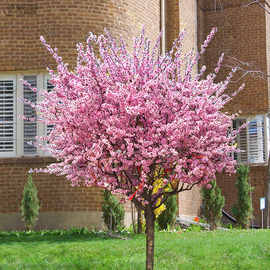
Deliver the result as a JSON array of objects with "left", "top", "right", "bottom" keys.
[
  {"left": 161, "top": 0, "right": 165, "bottom": 56},
  {"left": 195, "top": 0, "right": 198, "bottom": 74}
]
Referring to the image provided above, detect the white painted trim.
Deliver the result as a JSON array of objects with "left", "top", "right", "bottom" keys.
[{"left": 0, "top": 71, "right": 52, "bottom": 158}]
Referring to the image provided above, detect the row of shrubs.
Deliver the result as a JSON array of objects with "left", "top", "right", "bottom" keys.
[
  {"left": 0, "top": 227, "right": 94, "bottom": 237},
  {"left": 19, "top": 165, "right": 254, "bottom": 232}
]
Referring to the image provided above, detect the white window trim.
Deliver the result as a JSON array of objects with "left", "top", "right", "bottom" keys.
[
  {"left": 0, "top": 74, "right": 17, "bottom": 157},
  {"left": 234, "top": 114, "right": 270, "bottom": 165},
  {"left": 0, "top": 71, "right": 52, "bottom": 158}
]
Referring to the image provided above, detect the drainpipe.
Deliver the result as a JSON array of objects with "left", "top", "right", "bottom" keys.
[
  {"left": 161, "top": 0, "right": 165, "bottom": 56},
  {"left": 195, "top": 0, "right": 198, "bottom": 74}
]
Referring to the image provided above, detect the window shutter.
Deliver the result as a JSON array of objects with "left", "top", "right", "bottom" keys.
[
  {"left": 0, "top": 75, "right": 16, "bottom": 156},
  {"left": 23, "top": 75, "right": 37, "bottom": 155},
  {"left": 234, "top": 115, "right": 266, "bottom": 164},
  {"left": 45, "top": 75, "right": 54, "bottom": 135},
  {"left": 42, "top": 74, "right": 54, "bottom": 155},
  {"left": 247, "top": 115, "right": 265, "bottom": 163},
  {"left": 234, "top": 119, "right": 248, "bottom": 163}
]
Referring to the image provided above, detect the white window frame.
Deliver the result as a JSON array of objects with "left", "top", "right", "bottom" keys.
[
  {"left": 234, "top": 114, "right": 270, "bottom": 165},
  {"left": 0, "top": 72, "right": 52, "bottom": 158},
  {"left": 0, "top": 74, "right": 17, "bottom": 157}
]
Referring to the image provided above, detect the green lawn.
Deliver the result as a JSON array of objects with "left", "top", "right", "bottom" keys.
[{"left": 0, "top": 230, "right": 270, "bottom": 269}]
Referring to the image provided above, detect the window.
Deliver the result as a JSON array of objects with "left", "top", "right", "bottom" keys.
[
  {"left": 0, "top": 75, "right": 16, "bottom": 156},
  {"left": 0, "top": 72, "right": 52, "bottom": 157},
  {"left": 233, "top": 114, "right": 270, "bottom": 164},
  {"left": 23, "top": 75, "right": 37, "bottom": 155}
]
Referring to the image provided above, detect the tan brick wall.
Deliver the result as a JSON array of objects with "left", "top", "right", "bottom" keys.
[
  {"left": 0, "top": 157, "right": 133, "bottom": 230},
  {"left": 4, "top": 0, "right": 269, "bottom": 230},
  {"left": 0, "top": 0, "right": 161, "bottom": 230},
  {"left": 199, "top": 0, "right": 270, "bottom": 226},
  {"left": 201, "top": 0, "right": 269, "bottom": 115},
  {"left": 0, "top": 157, "right": 103, "bottom": 214},
  {"left": 166, "top": 0, "right": 197, "bottom": 76},
  {"left": 0, "top": 0, "right": 160, "bottom": 71},
  {"left": 166, "top": 0, "right": 180, "bottom": 51},
  {"left": 178, "top": 186, "right": 202, "bottom": 219}
]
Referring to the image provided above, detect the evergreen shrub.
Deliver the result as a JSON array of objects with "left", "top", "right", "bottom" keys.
[
  {"left": 201, "top": 180, "right": 225, "bottom": 230},
  {"left": 232, "top": 164, "right": 254, "bottom": 229},
  {"left": 20, "top": 173, "right": 40, "bottom": 231},
  {"left": 101, "top": 189, "right": 125, "bottom": 231}
]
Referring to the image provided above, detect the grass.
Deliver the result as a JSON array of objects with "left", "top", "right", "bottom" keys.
[{"left": 0, "top": 229, "right": 270, "bottom": 269}]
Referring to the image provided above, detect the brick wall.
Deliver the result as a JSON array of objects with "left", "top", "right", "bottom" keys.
[
  {"left": 0, "top": 157, "right": 102, "bottom": 213},
  {"left": 0, "top": 0, "right": 160, "bottom": 71},
  {"left": 178, "top": 186, "right": 202, "bottom": 219},
  {"left": 0, "top": 157, "right": 135, "bottom": 230},
  {"left": 166, "top": 0, "right": 197, "bottom": 76},
  {"left": 196, "top": 0, "right": 270, "bottom": 227},
  {"left": 165, "top": 1, "right": 202, "bottom": 220},
  {"left": 201, "top": 0, "right": 269, "bottom": 115},
  {"left": 3, "top": 0, "right": 268, "bottom": 230},
  {"left": 0, "top": 157, "right": 104, "bottom": 230},
  {"left": 0, "top": 0, "right": 160, "bottom": 230}
]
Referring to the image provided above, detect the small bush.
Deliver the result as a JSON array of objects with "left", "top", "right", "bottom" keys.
[
  {"left": 201, "top": 180, "right": 225, "bottom": 230},
  {"left": 157, "top": 194, "right": 178, "bottom": 230},
  {"left": 232, "top": 164, "right": 254, "bottom": 229},
  {"left": 101, "top": 189, "right": 125, "bottom": 231},
  {"left": 0, "top": 227, "right": 97, "bottom": 237},
  {"left": 19, "top": 173, "right": 40, "bottom": 231}
]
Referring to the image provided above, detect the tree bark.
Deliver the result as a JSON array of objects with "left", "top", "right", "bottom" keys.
[{"left": 145, "top": 204, "right": 155, "bottom": 270}]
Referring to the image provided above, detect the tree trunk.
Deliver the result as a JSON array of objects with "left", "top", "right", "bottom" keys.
[{"left": 145, "top": 204, "right": 155, "bottom": 270}]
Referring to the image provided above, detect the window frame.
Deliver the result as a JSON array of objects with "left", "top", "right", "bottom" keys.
[
  {"left": 0, "top": 74, "right": 17, "bottom": 157},
  {"left": 0, "top": 72, "right": 52, "bottom": 158},
  {"left": 233, "top": 114, "right": 270, "bottom": 165}
]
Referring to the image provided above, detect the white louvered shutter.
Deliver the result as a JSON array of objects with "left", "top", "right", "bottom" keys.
[
  {"left": 234, "top": 119, "right": 248, "bottom": 163},
  {"left": 0, "top": 75, "right": 16, "bottom": 156},
  {"left": 42, "top": 74, "right": 54, "bottom": 156},
  {"left": 247, "top": 115, "right": 265, "bottom": 163},
  {"left": 23, "top": 75, "right": 37, "bottom": 155},
  {"left": 44, "top": 74, "right": 54, "bottom": 136},
  {"left": 234, "top": 115, "right": 266, "bottom": 164}
]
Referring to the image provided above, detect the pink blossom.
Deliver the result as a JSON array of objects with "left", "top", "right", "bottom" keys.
[{"left": 22, "top": 27, "right": 241, "bottom": 208}]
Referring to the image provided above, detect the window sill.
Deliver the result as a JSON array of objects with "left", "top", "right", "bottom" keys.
[
  {"left": 0, "top": 156, "right": 57, "bottom": 165},
  {"left": 236, "top": 162, "right": 268, "bottom": 167}
]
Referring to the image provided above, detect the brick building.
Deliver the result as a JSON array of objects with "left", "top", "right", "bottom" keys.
[
  {"left": 0, "top": 0, "right": 269, "bottom": 230},
  {"left": 201, "top": 0, "right": 270, "bottom": 226}
]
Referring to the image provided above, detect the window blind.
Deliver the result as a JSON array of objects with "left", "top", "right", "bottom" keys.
[
  {"left": 0, "top": 76, "right": 16, "bottom": 155},
  {"left": 23, "top": 75, "right": 37, "bottom": 155},
  {"left": 234, "top": 115, "right": 266, "bottom": 164}
]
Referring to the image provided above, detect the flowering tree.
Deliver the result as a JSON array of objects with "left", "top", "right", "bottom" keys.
[{"left": 23, "top": 27, "right": 243, "bottom": 270}]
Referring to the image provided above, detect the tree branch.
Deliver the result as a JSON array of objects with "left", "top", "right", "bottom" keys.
[
  {"left": 223, "top": 55, "right": 270, "bottom": 82},
  {"left": 244, "top": 0, "right": 270, "bottom": 15}
]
